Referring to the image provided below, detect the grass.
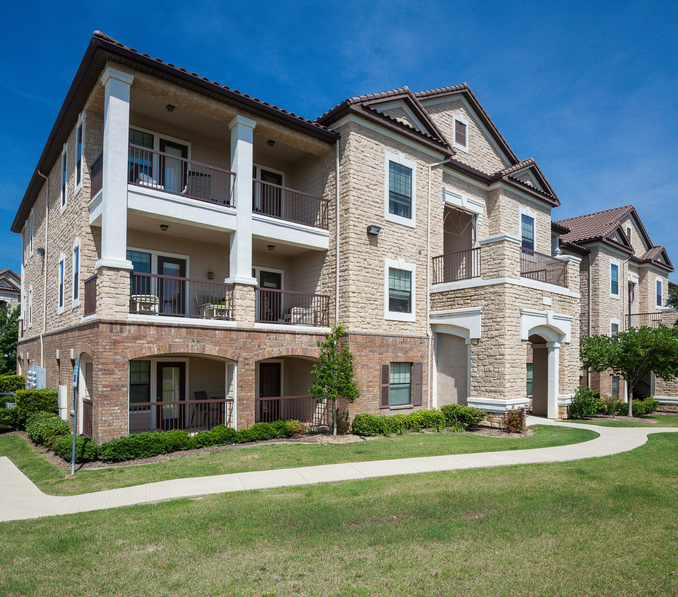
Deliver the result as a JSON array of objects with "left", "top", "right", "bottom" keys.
[
  {"left": 575, "top": 413, "right": 678, "bottom": 428},
  {"left": 0, "top": 425, "right": 596, "bottom": 496},
  {"left": 1, "top": 431, "right": 677, "bottom": 596}
]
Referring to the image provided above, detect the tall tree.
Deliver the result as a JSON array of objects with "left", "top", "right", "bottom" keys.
[
  {"left": 580, "top": 325, "right": 678, "bottom": 416},
  {"left": 667, "top": 286, "right": 678, "bottom": 311},
  {"left": 310, "top": 324, "right": 360, "bottom": 435},
  {"left": 0, "top": 306, "right": 20, "bottom": 375}
]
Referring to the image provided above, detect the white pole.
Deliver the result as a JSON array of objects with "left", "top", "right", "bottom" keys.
[{"left": 71, "top": 353, "right": 81, "bottom": 475}]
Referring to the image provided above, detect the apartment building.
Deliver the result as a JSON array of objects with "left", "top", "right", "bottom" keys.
[
  {"left": 556, "top": 206, "right": 678, "bottom": 407},
  {"left": 0, "top": 270, "right": 21, "bottom": 312},
  {"left": 13, "top": 32, "right": 581, "bottom": 443}
]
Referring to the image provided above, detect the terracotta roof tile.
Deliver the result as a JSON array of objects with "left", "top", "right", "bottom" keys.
[{"left": 555, "top": 206, "right": 635, "bottom": 245}]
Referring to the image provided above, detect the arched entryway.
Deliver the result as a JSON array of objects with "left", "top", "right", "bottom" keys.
[{"left": 434, "top": 332, "right": 469, "bottom": 407}]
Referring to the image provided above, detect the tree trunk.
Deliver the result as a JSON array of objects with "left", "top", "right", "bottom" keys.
[
  {"left": 333, "top": 398, "right": 337, "bottom": 436},
  {"left": 628, "top": 380, "right": 634, "bottom": 417}
]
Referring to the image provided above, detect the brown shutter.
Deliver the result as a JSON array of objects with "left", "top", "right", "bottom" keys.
[
  {"left": 381, "top": 364, "right": 390, "bottom": 408},
  {"left": 412, "top": 362, "right": 423, "bottom": 406}
]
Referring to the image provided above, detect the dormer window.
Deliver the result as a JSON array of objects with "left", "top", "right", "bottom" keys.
[{"left": 453, "top": 115, "right": 469, "bottom": 152}]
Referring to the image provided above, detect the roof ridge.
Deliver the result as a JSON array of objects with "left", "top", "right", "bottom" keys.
[{"left": 556, "top": 205, "right": 634, "bottom": 225}]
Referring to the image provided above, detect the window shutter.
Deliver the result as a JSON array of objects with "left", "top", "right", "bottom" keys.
[
  {"left": 381, "top": 364, "right": 390, "bottom": 408},
  {"left": 412, "top": 362, "right": 423, "bottom": 406}
]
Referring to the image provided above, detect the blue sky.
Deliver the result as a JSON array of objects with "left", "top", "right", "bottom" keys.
[{"left": 1, "top": 0, "right": 676, "bottom": 280}]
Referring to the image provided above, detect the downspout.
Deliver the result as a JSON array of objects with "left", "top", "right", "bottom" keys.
[
  {"left": 427, "top": 157, "right": 453, "bottom": 408},
  {"left": 335, "top": 140, "right": 340, "bottom": 324},
  {"left": 37, "top": 170, "right": 49, "bottom": 368},
  {"left": 587, "top": 252, "right": 592, "bottom": 387}
]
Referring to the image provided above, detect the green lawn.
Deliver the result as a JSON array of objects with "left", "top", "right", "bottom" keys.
[
  {"left": 575, "top": 413, "right": 678, "bottom": 428},
  {"left": 0, "top": 425, "right": 595, "bottom": 496},
  {"left": 1, "top": 432, "right": 677, "bottom": 596}
]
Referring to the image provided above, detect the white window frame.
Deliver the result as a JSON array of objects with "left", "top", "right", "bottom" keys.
[
  {"left": 72, "top": 238, "right": 81, "bottom": 308},
  {"left": 75, "top": 113, "right": 84, "bottom": 195},
  {"left": 519, "top": 205, "right": 537, "bottom": 251},
  {"left": 28, "top": 286, "right": 32, "bottom": 329},
  {"left": 453, "top": 114, "right": 469, "bottom": 153},
  {"left": 21, "top": 225, "right": 27, "bottom": 266},
  {"left": 29, "top": 209, "right": 34, "bottom": 257},
  {"left": 253, "top": 164, "right": 285, "bottom": 185},
  {"left": 252, "top": 266, "right": 285, "bottom": 290},
  {"left": 384, "top": 258, "right": 416, "bottom": 322},
  {"left": 60, "top": 144, "right": 68, "bottom": 213},
  {"left": 610, "top": 259, "right": 620, "bottom": 299},
  {"left": 610, "top": 318, "right": 620, "bottom": 340},
  {"left": 57, "top": 253, "right": 66, "bottom": 315},
  {"left": 384, "top": 151, "right": 417, "bottom": 228},
  {"left": 656, "top": 278, "right": 663, "bottom": 308}
]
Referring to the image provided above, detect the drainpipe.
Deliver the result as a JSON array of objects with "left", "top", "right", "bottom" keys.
[
  {"left": 586, "top": 252, "right": 592, "bottom": 387},
  {"left": 335, "top": 140, "right": 340, "bottom": 325},
  {"left": 427, "top": 157, "right": 453, "bottom": 408},
  {"left": 37, "top": 170, "right": 49, "bottom": 368}
]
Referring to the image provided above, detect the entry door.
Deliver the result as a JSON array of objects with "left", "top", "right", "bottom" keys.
[
  {"left": 158, "top": 256, "right": 187, "bottom": 315},
  {"left": 258, "top": 270, "right": 282, "bottom": 322},
  {"left": 254, "top": 167, "right": 284, "bottom": 216},
  {"left": 159, "top": 139, "right": 188, "bottom": 193},
  {"left": 157, "top": 362, "right": 186, "bottom": 430},
  {"left": 259, "top": 362, "right": 281, "bottom": 422}
]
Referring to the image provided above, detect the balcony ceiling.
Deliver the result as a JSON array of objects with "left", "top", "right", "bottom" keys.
[{"left": 127, "top": 212, "right": 231, "bottom": 246}]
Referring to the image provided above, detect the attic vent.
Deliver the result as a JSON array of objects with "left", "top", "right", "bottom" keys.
[
  {"left": 454, "top": 117, "right": 468, "bottom": 151},
  {"left": 626, "top": 226, "right": 632, "bottom": 244}
]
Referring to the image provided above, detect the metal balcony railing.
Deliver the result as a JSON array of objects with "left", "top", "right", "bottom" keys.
[
  {"left": 520, "top": 247, "right": 567, "bottom": 288},
  {"left": 255, "top": 288, "right": 330, "bottom": 327},
  {"left": 253, "top": 179, "right": 329, "bottom": 229},
  {"left": 432, "top": 247, "right": 481, "bottom": 284}
]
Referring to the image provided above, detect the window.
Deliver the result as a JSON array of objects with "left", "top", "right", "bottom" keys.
[
  {"left": 129, "top": 361, "right": 151, "bottom": 404},
  {"left": 453, "top": 115, "right": 469, "bottom": 152},
  {"left": 389, "top": 269, "right": 411, "bottom": 313},
  {"left": 389, "top": 161, "right": 412, "bottom": 219},
  {"left": 57, "top": 254, "right": 65, "bottom": 314},
  {"left": 521, "top": 214, "right": 535, "bottom": 251},
  {"left": 611, "top": 322, "right": 619, "bottom": 340},
  {"left": 612, "top": 376, "right": 619, "bottom": 398},
  {"left": 128, "top": 128, "right": 155, "bottom": 183},
  {"left": 75, "top": 114, "right": 84, "bottom": 192},
  {"left": 384, "top": 152, "right": 416, "bottom": 227},
  {"left": 526, "top": 363, "right": 533, "bottom": 396},
  {"left": 380, "top": 362, "right": 422, "bottom": 408},
  {"left": 28, "top": 287, "right": 32, "bottom": 329},
  {"left": 21, "top": 225, "right": 27, "bottom": 266},
  {"left": 72, "top": 239, "right": 81, "bottom": 307},
  {"left": 610, "top": 263, "right": 619, "bottom": 296},
  {"left": 29, "top": 210, "right": 34, "bottom": 257},
  {"left": 657, "top": 280, "right": 663, "bottom": 307},
  {"left": 60, "top": 145, "right": 68, "bottom": 211},
  {"left": 127, "top": 249, "right": 152, "bottom": 295}
]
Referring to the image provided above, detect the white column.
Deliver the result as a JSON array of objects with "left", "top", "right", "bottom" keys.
[
  {"left": 95, "top": 67, "right": 134, "bottom": 270},
  {"left": 226, "top": 115, "right": 258, "bottom": 285},
  {"left": 546, "top": 341, "right": 560, "bottom": 419}
]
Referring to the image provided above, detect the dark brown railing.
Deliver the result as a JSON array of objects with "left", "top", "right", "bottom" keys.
[
  {"left": 432, "top": 247, "right": 481, "bottom": 284},
  {"left": 520, "top": 248, "right": 567, "bottom": 288},
  {"left": 253, "top": 179, "right": 329, "bottom": 230},
  {"left": 128, "top": 144, "right": 235, "bottom": 206},
  {"left": 130, "top": 272, "right": 234, "bottom": 320},
  {"left": 90, "top": 152, "right": 103, "bottom": 199},
  {"left": 129, "top": 399, "right": 234, "bottom": 434},
  {"left": 84, "top": 274, "right": 97, "bottom": 316},
  {"left": 625, "top": 311, "right": 678, "bottom": 330},
  {"left": 82, "top": 398, "right": 93, "bottom": 438},
  {"left": 256, "top": 395, "right": 332, "bottom": 428},
  {"left": 256, "top": 288, "right": 330, "bottom": 326}
]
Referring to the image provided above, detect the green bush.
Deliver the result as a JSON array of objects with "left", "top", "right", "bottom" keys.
[
  {"left": 247, "top": 422, "right": 278, "bottom": 441},
  {"left": 569, "top": 387, "right": 601, "bottom": 419},
  {"left": 440, "top": 404, "right": 487, "bottom": 430},
  {"left": 409, "top": 409, "right": 446, "bottom": 432},
  {"left": 598, "top": 394, "right": 624, "bottom": 415},
  {"left": 352, "top": 408, "right": 465, "bottom": 437},
  {"left": 0, "top": 375, "right": 24, "bottom": 393},
  {"left": 284, "top": 420, "right": 307, "bottom": 438},
  {"left": 503, "top": 407, "right": 526, "bottom": 433},
  {"left": 15, "top": 389, "right": 59, "bottom": 427},
  {"left": 351, "top": 413, "right": 391, "bottom": 436},
  {"left": 98, "top": 431, "right": 187, "bottom": 462},
  {"left": 0, "top": 406, "right": 20, "bottom": 432},
  {"left": 52, "top": 434, "right": 97, "bottom": 463},
  {"left": 25, "top": 411, "right": 70, "bottom": 447},
  {"left": 271, "top": 420, "right": 289, "bottom": 437},
  {"left": 631, "top": 397, "right": 659, "bottom": 417}
]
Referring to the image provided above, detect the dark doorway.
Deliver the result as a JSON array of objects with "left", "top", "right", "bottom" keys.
[
  {"left": 159, "top": 139, "right": 188, "bottom": 193},
  {"left": 257, "top": 270, "right": 283, "bottom": 322},
  {"left": 158, "top": 256, "right": 187, "bottom": 315},
  {"left": 258, "top": 362, "right": 281, "bottom": 422},
  {"left": 157, "top": 362, "right": 186, "bottom": 429}
]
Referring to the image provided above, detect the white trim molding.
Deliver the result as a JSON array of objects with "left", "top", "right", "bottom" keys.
[
  {"left": 72, "top": 237, "right": 81, "bottom": 309},
  {"left": 443, "top": 188, "right": 484, "bottom": 227},
  {"left": 430, "top": 307, "right": 482, "bottom": 340},
  {"left": 453, "top": 114, "right": 469, "bottom": 153},
  {"left": 384, "top": 257, "right": 416, "bottom": 322},
  {"left": 520, "top": 307, "right": 572, "bottom": 343},
  {"left": 610, "top": 258, "right": 620, "bottom": 299},
  {"left": 74, "top": 112, "right": 85, "bottom": 196},
  {"left": 467, "top": 396, "right": 530, "bottom": 414},
  {"left": 478, "top": 233, "right": 521, "bottom": 246},
  {"left": 431, "top": 275, "right": 581, "bottom": 299},
  {"left": 384, "top": 150, "right": 417, "bottom": 229}
]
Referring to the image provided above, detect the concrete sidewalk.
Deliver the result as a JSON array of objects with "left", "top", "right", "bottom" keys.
[{"left": 1, "top": 417, "right": 676, "bottom": 522}]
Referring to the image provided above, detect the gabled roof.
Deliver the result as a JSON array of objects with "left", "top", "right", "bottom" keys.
[
  {"left": 12, "top": 31, "right": 339, "bottom": 233},
  {"left": 0, "top": 269, "right": 21, "bottom": 292},
  {"left": 490, "top": 158, "right": 559, "bottom": 206},
  {"left": 555, "top": 205, "right": 673, "bottom": 272}
]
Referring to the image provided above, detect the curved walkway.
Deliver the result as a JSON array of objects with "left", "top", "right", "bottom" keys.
[{"left": 1, "top": 417, "right": 676, "bottom": 522}]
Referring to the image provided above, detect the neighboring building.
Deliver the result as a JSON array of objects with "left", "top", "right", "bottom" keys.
[
  {"left": 0, "top": 269, "right": 21, "bottom": 311},
  {"left": 13, "top": 32, "right": 581, "bottom": 443},
  {"left": 556, "top": 206, "right": 678, "bottom": 408}
]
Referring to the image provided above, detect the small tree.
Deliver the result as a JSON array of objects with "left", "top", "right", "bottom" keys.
[
  {"left": 667, "top": 287, "right": 678, "bottom": 312},
  {"left": 580, "top": 325, "right": 678, "bottom": 416},
  {"left": 0, "top": 306, "right": 20, "bottom": 375},
  {"left": 310, "top": 324, "right": 360, "bottom": 435}
]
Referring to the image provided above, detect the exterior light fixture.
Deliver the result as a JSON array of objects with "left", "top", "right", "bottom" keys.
[
  {"left": 166, "top": 104, "right": 175, "bottom": 112},
  {"left": 267, "top": 245, "right": 275, "bottom": 251},
  {"left": 36, "top": 248, "right": 45, "bottom": 256},
  {"left": 367, "top": 225, "right": 381, "bottom": 236},
  {"left": 267, "top": 140, "right": 275, "bottom": 147},
  {"left": 160, "top": 224, "right": 169, "bottom": 232}
]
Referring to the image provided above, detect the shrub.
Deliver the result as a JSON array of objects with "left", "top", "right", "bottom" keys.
[
  {"left": 569, "top": 387, "right": 600, "bottom": 419},
  {"left": 284, "top": 420, "right": 307, "bottom": 438},
  {"left": 351, "top": 413, "right": 391, "bottom": 436},
  {"left": 504, "top": 407, "right": 526, "bottom": 433},
  {"left": 25, "top": 411, "right": 70, "bottom": 447},
  {"left": 247, "top": 422, "right": 278, "bottom": 441},
  {"left": 632, "top": 397, "right": 659, "bottom": 417},
  {"left": 161, "top": 429, "right": 192, "bottom": 452},
  {"left": 235, "top": 428, "right": 256, "bottom": 443},
  {"left": 352, "top": 408, "right": 463, "bottom": 437},
  {"left": 409, "top": 409, "right": 446, "bottom": 432},
  {"left": 0, "top": 406, "right": 20, "bottom": 432},
  {"left": 15, "top": 389, "right": 59, "bottom": 427},
  {"left": 598, "top": 394, "right": 624, "bottom": 416},
  {"left": 440, "top": 404, "right": 487, "bottom": 430},
  {"left": 0, "top": 375, "right": 24, "bottom": 393},
  {"left": 271, "top": 420, "right": 289, "bottom": 438},
  {"left": 52, "top": 434, "right": 97, "bottom": 463},
  {"left": 98, "top": 431, "right": 184, "bottom": 462}
]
